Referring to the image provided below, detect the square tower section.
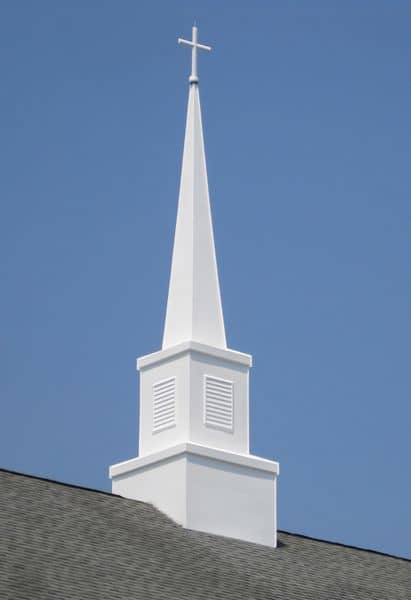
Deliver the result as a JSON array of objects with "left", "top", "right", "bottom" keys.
[{"left": 137, "top": 341, "right": 252, "bottom": 457}]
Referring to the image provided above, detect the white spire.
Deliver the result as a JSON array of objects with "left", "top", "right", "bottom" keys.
[{"left": 162, "top": 28, "right": 226, "bottom": 349}]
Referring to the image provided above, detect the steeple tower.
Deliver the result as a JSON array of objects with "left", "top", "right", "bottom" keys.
[{"left": 109, "top": 27, "right": 279, "bottom": 547}]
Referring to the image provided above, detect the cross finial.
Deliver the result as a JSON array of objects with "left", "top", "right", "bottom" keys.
[{"left": 178, "top": 26, "right": 211, "bottom": 84}]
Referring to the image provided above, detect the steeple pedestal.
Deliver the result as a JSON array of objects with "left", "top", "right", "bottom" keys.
[{"left": 110, "top": 441, "right": 278, "bottom": 547}]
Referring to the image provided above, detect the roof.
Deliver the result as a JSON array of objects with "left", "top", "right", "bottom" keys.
[{"left": 1, "top": 469, "right": 409, "bottom": 600}]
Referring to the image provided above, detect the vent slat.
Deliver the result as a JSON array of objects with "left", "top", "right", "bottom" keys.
[
  {"left": 206, "top": 381, "right": 232, "bottom": 391},
  {"left": 204, "top": 375, "right": 233, "bottom": 431},
  {"left": 153, "top": 400, "right": 173, "bottom": 410},
  {"left": 154, "top": 389, "right": 172, "bottom": 396},
  {"left": 154, "top": 414, "right": 175, "bottom": 426},
  {"left": 206, "top": 406, "right": 232, "bottom": 414},
  {"left": 206, "top": 417, "right": 232, "bottom": 426},
  {"left": 153, "top": 394, "right": 175, "bottom": 405},
  {"left": 153, "top": 377, "right": 176, "bottom": 432},
  {"left": 205, "top": 403, "right": 232, "bottom": 413},
  {"left": 206, "top": 383, "right": 232, "bottom": 392},
  {"left": 206, "top": 416, "right": 232, "bottom": 426},
  {"left": 206, "top": 387, "right": 232, "bottom": 396},
  {"left": 153, "top": 382, "right": 175, "bottom": 392},
  {"left": 154, "top": 405, "right": 174, "bottom": 415},
  {"left": 154, "top": 392, "right": 174, "bottom": 401},
  {"left": 207, "top": 387, "right": 232, "bottom": 396},
  {"left": 205, "top": 394, "right": 232, "bottom": 405},
  {"left": 155, "top": 379, "right": 174, "bottom": 390},
  {"left": 207, "top": 412, "right": 231, "bottom": 423},
  {"left": 153, "top": 399, "right": 174, "bottom": 409},
  {"left": 206, "top": 380, "right": 231, "bottom": 388},
  {"left": 207, "top": 406, "right": 232, "bottom": 418}
]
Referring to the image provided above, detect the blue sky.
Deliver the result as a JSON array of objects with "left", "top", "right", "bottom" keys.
[{"left": 1, "top": 1, "right": 410, "bottom": 558}]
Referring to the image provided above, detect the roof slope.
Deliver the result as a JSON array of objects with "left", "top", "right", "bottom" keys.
[{"left": 1, "top": 469, "right": 409, "bottom": 600}]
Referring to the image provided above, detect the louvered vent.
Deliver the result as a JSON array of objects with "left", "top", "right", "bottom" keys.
[
  {"left": 152, "top": 377, "right": 176, "bottom": 432},
  {"left": 204, "top": 375, "right": 234, "bottom": 431}
]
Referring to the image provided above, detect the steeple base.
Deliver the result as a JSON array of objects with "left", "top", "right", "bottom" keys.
[{"left": 109, "top": 442, "right": 279, "bottom": 547}]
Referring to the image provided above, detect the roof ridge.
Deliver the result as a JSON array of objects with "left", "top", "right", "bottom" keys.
[
  {"left": 278, "top": 529, "right": 411, "bottom": 562},
  {"left": 0, "top": 466, "right": 115, "bottom": 498}
]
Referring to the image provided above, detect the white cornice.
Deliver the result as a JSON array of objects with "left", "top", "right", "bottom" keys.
[
  {"left": 109, "top": 441, "right": 279, "bottom": 479},
  {"left": 137, "top": 340, "right": 252, "bottom": 370}
]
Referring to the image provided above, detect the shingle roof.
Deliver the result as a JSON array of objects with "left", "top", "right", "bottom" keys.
[{"left": 1, "top": 468, "right": 409, "bottom": 600}]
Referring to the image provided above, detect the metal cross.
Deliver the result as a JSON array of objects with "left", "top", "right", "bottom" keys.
[{"left": 178, "top": 26, "right": 211, "bottom": 84}]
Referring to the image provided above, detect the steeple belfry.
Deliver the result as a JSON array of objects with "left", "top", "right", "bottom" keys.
[
  {"left": 163, "top": 28, "right": 226, "bottom": 349},
  {"left": 110, "top": 27, "right": 279, "bottom": 548}
]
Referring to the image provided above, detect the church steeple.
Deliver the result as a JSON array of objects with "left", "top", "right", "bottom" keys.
[
  {"left": 109, "top": 27, "right": 279, "bottom": 548},
  {"left": 163, "top": 27, "right": 226, "bottom": 349}
]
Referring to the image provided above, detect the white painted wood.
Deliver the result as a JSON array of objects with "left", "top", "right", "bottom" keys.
[
  {"left": 109, "top": 27, "right": 280, "bottom": 548},
  {"left": 137, "top": 344, "right": 250, "bottom": 456},
  {"left": 110, "top": 443, "right": 278, "bottom": 547},
  {"left": 204, "top": 375, "right": 234, "bottom": 431},
  {"left": 137, "top": 341, "right": 252, "bottom": 370},
  {"left": 152, "top": 377, "right": 176, "bottom": 432},
  {"left": 162, "top": 74, "right": 226, "bottom": 349},
  {"left": 110, "top": 442, "right": 279, "bottom": 478}
]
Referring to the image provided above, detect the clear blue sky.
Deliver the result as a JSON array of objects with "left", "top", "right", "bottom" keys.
[{"left": 1, "top": 1, "right": 410, "bottom": 558}]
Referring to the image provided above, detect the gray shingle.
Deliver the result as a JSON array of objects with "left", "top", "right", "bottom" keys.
[{"left": 0, "top": 469, "right": 409, "bottom": 600}]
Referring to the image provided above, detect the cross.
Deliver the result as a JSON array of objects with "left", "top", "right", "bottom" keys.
[{"left": 178, "top": 26, "right": 211, "bottom": 84}]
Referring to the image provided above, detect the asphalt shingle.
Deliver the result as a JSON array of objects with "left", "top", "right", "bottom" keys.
[{"left": 0, "top": 469, "right": 409, "bottom": 600}]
